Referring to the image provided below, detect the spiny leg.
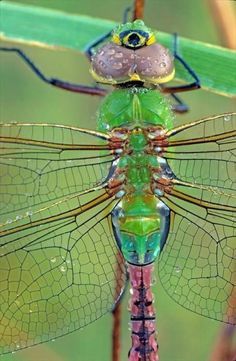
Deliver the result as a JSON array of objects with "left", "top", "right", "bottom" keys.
[
  {"left": 170, "top": 93, "right": 189, "bottom": 114},
  {"left": 161, "top": 33, "right": 201, "bottom": 113},
  {"left": 0, "top": 47, "right": 107, "bottom": 96}
]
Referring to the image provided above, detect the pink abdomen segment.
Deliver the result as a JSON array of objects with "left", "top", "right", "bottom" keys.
[{"left": 128, "top": 264, "right": 159, "bottom": 361}]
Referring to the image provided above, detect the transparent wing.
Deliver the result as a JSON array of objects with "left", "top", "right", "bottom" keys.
[
  {"left": 158, "top": 113, "right": 236, "bottom": 324},
  {"left": 0, "top": 123, "right": 127, "bottom": 354},
  {"left": 165, "top": 113, "right": 236, "bottom": 191},
  {"left": 0, "top": 185, "right": 126, "bottom": 354},
  {"left": 0, "top": 123, "right": 116, "bottom": 224}
]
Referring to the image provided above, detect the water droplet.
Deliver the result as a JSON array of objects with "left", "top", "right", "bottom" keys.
[
  {"left": 224, "top": 115, "right": 231, "bottom": 122},
  {"left": 144, "top": 67, "right": 152, "bottom": 74},
  {"left": 151, "top": 275, "right": 157, "bottom": 286},
  {"left": 114, "top": 52, "right": 123, "bottom": 58},
  {"left": 15, "top": 215, "right": 22, "bottom": 221},
  {"left": 153, "top": 173, "right": 160, "bottom": 181},
  {"left": 115, "top": 190, "right": 126, "bottom": 198},
  {"left": 159, "top": 62, "right": 167, "bottom": 68},
  {"left": 60, "top": 265, "right": 66, "bottom": 273},
  {"left": 175, "top": 266, "right": 181, "bottom": 274},
  {"left": 154, "top": 146, "right": 162, "bottom": 153},
  {"left": 6, "top": 219, "right": 12, "bottom": 224},
  {"left": 113, "top": 62, "right": 123, "bottom": 70},
  {"left": 26, "top": 210, "right": 33, "bottom": 216},
  {"left": 106, "top": 75, "right": 114, "bottom": 81},
  {"left": 107, "top": 49, "right": 115, "bottom": 55},
  {"left": 98, "top": 60, "right": 105, "bottom": 66},
  {"left": 154, "top": 189, "right": 164, "bottom": 197},
  {"left": 50, "top": 257, "right": 57, "bottom": 263}
]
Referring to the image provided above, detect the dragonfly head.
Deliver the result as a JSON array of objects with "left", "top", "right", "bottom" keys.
[{"left": 90, "top": 20, "right": 175, "bottom": 86}]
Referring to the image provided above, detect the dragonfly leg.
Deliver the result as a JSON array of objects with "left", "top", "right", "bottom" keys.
[
  {"left": 161, "top": 32, "right": 201, "bottom": 94},
  {"left": 123, "top": 5, "right": 132, "bottom": 23},
  {"left": 0, "top": 47, "right": 107, "bottom": 96},
  {"left": 85, "top": 4, "right": 135, "bottom": 60},
  {"left": 85, "top": 30, "right": 113, "bottom": 59},
  {"left": 170, "top": 93, "right": 189, "bottom": 114}
]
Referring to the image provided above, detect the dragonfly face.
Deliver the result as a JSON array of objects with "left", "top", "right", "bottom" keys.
[{"left": 90, "top": 20, "right": 175, "bottom": 85}]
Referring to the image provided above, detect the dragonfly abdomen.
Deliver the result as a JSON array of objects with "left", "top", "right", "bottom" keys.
[{"left": 128, "top": 263, "right": 159, "bottom": 361}]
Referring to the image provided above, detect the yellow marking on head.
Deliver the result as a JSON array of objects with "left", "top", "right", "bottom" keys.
[
  {"left": 146, "top": 33, "right": 156, "bottom": 46},
  {"left": 90, "top": 67, "right": 117, "bottom": 84},
  {"left": 112, "top": 34, "right": 122, "bottom": 45},
  {"left": 130, "top": 73, "right": 141, "bottom": 81},
  {"left": 155, "top": 68, "right": 175, "bottom": 84}
]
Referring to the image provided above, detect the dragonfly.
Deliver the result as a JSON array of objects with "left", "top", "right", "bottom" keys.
[{"left": 0, "top": 19, "right": 236, "bottom": 361}]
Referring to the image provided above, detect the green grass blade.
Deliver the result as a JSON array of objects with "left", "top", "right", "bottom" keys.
[{"left": 1, "top": 1, "right": 235, "bottom": 97}]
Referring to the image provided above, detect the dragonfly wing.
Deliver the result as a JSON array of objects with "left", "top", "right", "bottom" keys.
[
  {"left": 158, "top": 192, "right": 235, "bottom": 324},
  {"left": 0, "top": 123, "right": 115, "bottom": 224},
  {"left": 165, "top": 113, "right": 236, "bottom": 191},
  {"left": 0, "top": 186, "right": 126, "bottom": 354},
  {"left": 158, "top": 112, "right": 236, "bottom": 325}
]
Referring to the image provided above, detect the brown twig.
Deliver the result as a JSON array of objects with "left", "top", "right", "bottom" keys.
[
  {"left": 207, "top": 0, "right": 236, "bottom": 49},
  {"left": 209, "top": 324, "right": 236, "bottom": 361},
  {"left": 112, "top": 252, "right": 124, "bottom": 361},
  {"left": 112, "top": 302, "right": 122, "bottom": 361},
  {"left": 209, "top": 280, "right": 236, "bottom": 360},
  {"left": 133, "top": 0, "right": 145, "bottom": 20}
]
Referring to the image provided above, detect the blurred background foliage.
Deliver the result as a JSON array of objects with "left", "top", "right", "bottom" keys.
[{"left": 0, "top": 1, "right": 235, "bottom": 361}]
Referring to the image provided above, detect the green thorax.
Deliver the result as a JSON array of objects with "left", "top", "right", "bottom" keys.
[
  {"left": 97, "top": 87, "right": 173, "bottom": 131},
  {"left": 97, "top": 86, "right": 172, "bottom": 265}
]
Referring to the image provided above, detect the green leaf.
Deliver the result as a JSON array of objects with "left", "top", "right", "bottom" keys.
[{"left": 1, "top": 1, "right": 235, "bottom": 97}]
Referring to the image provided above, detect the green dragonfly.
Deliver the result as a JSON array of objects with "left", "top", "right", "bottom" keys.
[{"left": 0, "top": 19, "right": 235, "bottom": 361}]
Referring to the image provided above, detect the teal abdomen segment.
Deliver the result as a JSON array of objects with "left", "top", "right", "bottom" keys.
[
  {"left": 112, "top": 195, "right": 170, "bottom": 265},
  {"left": 97, "top": 87, "right": 173, "bottom": 131}
]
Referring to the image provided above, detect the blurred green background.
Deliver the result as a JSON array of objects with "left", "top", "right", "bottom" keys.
[{"left": 0, "top": 1, "right": 235, "bottom": 361}]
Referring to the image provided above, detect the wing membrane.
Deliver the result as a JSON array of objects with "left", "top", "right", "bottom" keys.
[
  {"left": 164, "top": 113, "right": 236, "bottom": 190},
  {"left": 0, "top": 186, "right": 126, "bottom": 354},
  {"left": 0, "top": 123, "right": 116, "bottom": 224},
  {"left": 158, "top": 113, "right": 236, "bottom": 324},
  {"left": 158, "top": 200, "right": 235, "bottom": 324}
]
